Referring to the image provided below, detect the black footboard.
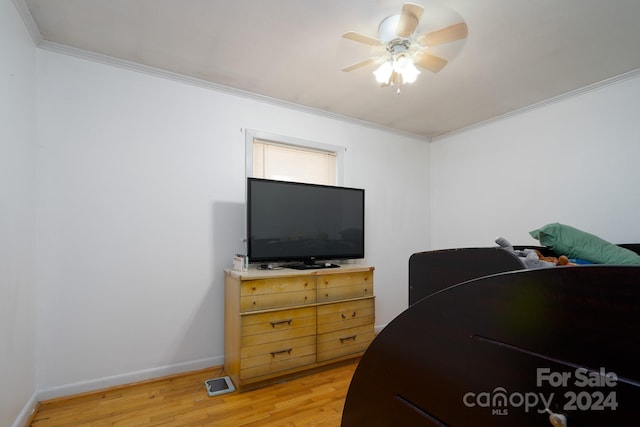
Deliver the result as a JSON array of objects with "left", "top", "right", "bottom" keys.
[{"left": 343, "top": 266, "right": 640, "bottom": 426}]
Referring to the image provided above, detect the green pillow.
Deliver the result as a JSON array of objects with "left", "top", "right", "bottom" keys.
[{"left": 529, "top": 223, "right": 640, "bottom": 265}]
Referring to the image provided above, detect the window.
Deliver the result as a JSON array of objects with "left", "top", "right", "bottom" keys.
[
  {"left": 252, "top": 140, "right": 336, "bottom": 185},
  {"left": 245, "top": 130, "right": 343, "bottom": 186}
]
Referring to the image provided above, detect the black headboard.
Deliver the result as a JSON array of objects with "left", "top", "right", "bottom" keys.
[
  {"left": 409, "top": 247, "right": 524, "bottom": 306},
  {"left": 409, "top": 244, "right": 640, "bottom": 306}
]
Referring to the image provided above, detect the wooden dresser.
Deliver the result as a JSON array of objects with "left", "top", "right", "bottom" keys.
[{"left": 224, "top": 265, "right": 375, "bottom": 391}]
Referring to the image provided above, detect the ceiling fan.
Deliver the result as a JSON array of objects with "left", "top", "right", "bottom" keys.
[{"left": 342, "top": 3, "right": 467, "bottom": 90}]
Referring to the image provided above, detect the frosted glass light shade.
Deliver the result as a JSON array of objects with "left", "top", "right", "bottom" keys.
[
  {"left": 401, "top": 60, "right": 420, "bottom": 84},
  {"left": 373, "top": 61, "right": 393, "bottom": 84}
]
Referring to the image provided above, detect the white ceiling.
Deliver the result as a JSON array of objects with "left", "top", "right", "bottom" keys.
[{"left": 22, "top": 0, "right": 640, "bottom": 139}]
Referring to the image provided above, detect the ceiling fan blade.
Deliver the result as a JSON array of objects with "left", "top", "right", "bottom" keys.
[
  {"left": 342, "top": 31, "right": 384, "bottom": 46},
  {"left": 413, "top": 52, "right": 448, "bottom": 73},
  {"left": 418, "top": 22, "right": 468, "bottom": 47},
  {"left": 397, "top": 3, "right": 424, "bottom": 38},
  {"left": 342, "top": 58, "right": 378, "bottom": 72}
]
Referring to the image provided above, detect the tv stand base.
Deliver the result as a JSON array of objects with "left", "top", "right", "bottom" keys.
[{"left": 288, "top": 262, "right": 340, "bottom": 270}]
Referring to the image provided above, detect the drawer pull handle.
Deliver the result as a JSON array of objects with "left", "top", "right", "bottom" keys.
[
  {"left": 271, "top": 348, "right": 293, "bottom": 357},
  {"left": 270, "top": 319, "right": 292, "bottom": 328},
  {"left": 341, "top": 313, "right": 346, "bottom": 319},
  {"left": 352, "top": 312, "right": 357, "bottom": 318},
  {"left": 340, "top": 335, "right": 357, "bottom": 343}
]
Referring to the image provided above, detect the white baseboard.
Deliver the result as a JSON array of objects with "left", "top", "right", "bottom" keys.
[
  {"left": 38, "top": 356, "right": 224, "bottom": 401},
  {"left": 12, "top": 391, "right": 38, "bottom": 427}
]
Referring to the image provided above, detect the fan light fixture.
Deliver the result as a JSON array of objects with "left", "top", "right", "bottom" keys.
[
  {"left": 341, "top": 3, "right": 468, "bottom": 93},
  {"left": 373, "top": 48, "right": 421, "bottom": 86},
  {"left": 372, "top": 15, "right": 421, "bottom": 90}
]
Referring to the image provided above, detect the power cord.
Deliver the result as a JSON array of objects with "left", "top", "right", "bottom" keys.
[{"left": 193, "top": 382, "right": 207, "bottom": 402}]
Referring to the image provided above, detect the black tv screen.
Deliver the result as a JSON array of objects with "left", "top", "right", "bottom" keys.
[{"left": 247, "top": 178, "right": 365, "bottom": 267}]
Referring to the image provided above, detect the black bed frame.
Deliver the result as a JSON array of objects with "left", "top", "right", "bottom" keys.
[
  {"left": 342, "top": 244, "right": 640, "bottom": 426},
  {"left": 409, "top": 244, "right": 640, "bottom": 306}
]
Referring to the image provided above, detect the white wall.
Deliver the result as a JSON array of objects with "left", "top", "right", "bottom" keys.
[
  {"left": 35, "top": 49, "right": 430, "bottom": 397},
  {"left": 0, "top": 1, "right": 38, "bottom": 426},
  {"left": 431, "top": 74, "right": 640, "bottom": 249}
]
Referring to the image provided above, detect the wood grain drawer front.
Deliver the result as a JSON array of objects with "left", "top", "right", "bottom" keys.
[
  {"left": 241, "top": 307, "right": 317, "bottom": 348},
  {"left": 317, "top": 271, "right": 373, "bottom": 303},
  {"left": 317, "top": 324, "right": 375, "bottom": 362},
  {"left": 317, "top": 299, "right": 374, "bottom": 335},
  {"left": 240, "top": 335, "right": 316, "bottom": 380},
  {"left": 241, "top": 277, "right": 316, "bottom": 312}
]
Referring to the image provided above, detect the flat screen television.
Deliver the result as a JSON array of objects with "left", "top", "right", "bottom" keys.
[{"left": 247, "top": 178, "right": 365, "bottom": 269}]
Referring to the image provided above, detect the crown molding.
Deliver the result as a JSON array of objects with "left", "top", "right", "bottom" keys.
[
  {"left": 12, "top": 0, "right": 43, "bottom": 45},
  {"left": 35, "top": 39, "right": 640, "bottom": 145},
  {"left": 14, "top": 0, "right": 640, "bottom": 144},
  {"left": 432, "top": 67, "right": 640, "bottom": 142},
  {"left": 37, "top": 40, "right": 430, "bottom": 143}
]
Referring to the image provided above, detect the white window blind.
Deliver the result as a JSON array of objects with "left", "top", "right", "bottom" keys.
[{"left": 252, "top": 139, "right": 336, "bottom": 185}]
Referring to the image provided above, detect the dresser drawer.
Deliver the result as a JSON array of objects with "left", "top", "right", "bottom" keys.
[
  {"left": 240, "top": 335, "right": 316, "bottom": 380},
  {"left": 241, "top": 278, "right": 316, "bottom": 311},
  {"left": 317, "top": 324, "right": 375, "bottom": 362},
  {"left": 241, "top": 276, "right": 316, "bottom": 297},
  {"left": 317, "top": 271, "right": 373, "bottom": 303},
  {"left": 317, "top": 298, "right": 374, "bottom": 334},
  {"left": 241, "top": 307, "right": 317, "bottom": 347}
]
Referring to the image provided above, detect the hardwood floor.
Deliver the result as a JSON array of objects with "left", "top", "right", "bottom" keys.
[{"left": 30, "top": 360, "right": 358, "bottom": 427}]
